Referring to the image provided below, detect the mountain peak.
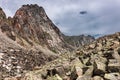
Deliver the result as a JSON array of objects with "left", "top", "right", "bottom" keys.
[
  {"left": 22, "top": 4, "right": 39, "bottom": 7},
  {"left": 16, "top": 4, "right": 45, "bottom": 15},
  {"left": 21, "top": 4, "right": 44, "bottom": 12}
]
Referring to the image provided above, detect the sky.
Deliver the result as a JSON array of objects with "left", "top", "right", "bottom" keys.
[{"left": 0, "top": 0, "right": 120, "bottom": 37}]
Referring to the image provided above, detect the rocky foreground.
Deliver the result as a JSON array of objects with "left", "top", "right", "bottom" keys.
[{"left": 11, "top": 32, "right": 120, "bottom": 80}]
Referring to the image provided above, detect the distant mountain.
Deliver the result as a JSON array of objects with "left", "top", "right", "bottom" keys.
[
  {"left": 63, "top": 34, "right": 95, "bottom": 48},
  {"left": 92, "top": 34, "right": 104, "bottom": 38}
]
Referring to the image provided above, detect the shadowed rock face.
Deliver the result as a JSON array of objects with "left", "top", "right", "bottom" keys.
[{"left": 0, "top": 8, "right": 6, "bottom": 20}]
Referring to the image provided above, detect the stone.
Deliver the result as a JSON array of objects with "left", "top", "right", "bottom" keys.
[
  {"left": 96, "top": 43, "right": 103, "bottom": 51},
  {"left": 55, "top": 74, "right": 63, "bottom": 80},
  {"left": 0, "top": 52, "right": 4, "bottom": 63},
  {"left": 82, "top": 57, "right": 89, "bottom": 65},
  {"left": 93, "top": 76, "right": 103, "bottom": 80},
  {"left": 91, "top": 54, "right": 107, "bottom": 72},
  {"left": 108, "top": 59, "right": 120, "bottom": 67},
  {"left": 113, "top": 41, "right": 119, "bottom": 45},
  {"left": 89, "top": 44, "right": 96, "bottom": 49},
  {"left": 104, "top": 73, "right": 120, "bottom": 80},
  {"left": 84, "top": 66, "right": 94, "bottom": 77},
  {"left": 71, "top": 58, "right": 84, "bottom": 68},
  {"left": 70, "top": 65, "right": 83, "bottom": 80},
  {"left": 106, "top": 41, "right": 114, "bottom": 46},
  {"left": 63, "top": 76, "right": 70, "bottom": 80},
  {"left": 55, "top": 66, "right": 66, "bottom": 77},
  {"left": 117, "top": 47, "right": 120, "bottom": 55},
  {"left": 47, "top": 74, "right": 62, "bottom": 80},
  {"left": 97, "top": 51, "right": 103, "bottom": 55},
  {"left": 103, "top": 51, "right": 114, "bottom": 59},
  {"left": 4, "top": 77, "right": 19, "bottom": 80},
  {"left": 76, "top": 76, "right": 92, "bottom": 80},
  {"left": 95, "top": 61, "right": 106, "bottom": 72},
  {"left": 75, "top": 66, "right": 83, "bottom": 76},
  {"left": 113, "top": 50, "right": 120, "bottom": 61}
]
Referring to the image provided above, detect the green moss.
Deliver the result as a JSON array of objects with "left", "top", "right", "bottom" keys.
[{"left": 51, "top": 49, "right": 57, "bottom": 53}]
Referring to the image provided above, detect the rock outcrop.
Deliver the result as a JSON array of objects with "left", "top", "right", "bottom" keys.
[
  {"left": 21, "top": 32, "right": 120, "bottom": 80},
  {"left": 0, "top": 4, "right": 71, "bottom": 54}
]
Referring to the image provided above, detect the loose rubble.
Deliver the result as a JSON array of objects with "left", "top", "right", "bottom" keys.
[{"left": 20, "top": 32, "right": 120, "bottom": 80}]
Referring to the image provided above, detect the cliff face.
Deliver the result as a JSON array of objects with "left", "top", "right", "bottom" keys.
[
  {"left": 0, "top": 4, "right": 70, "bottom": 54},
  {"left": 12, "top": 4, "right": 66, "bottom": 53}
]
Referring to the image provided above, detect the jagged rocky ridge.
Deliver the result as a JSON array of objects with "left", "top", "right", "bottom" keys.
[
  {"left": 18, "top": 32, "right": 120, "bottom": 80},
  {"left": 63, "top": 34, "right": 94, "bottom": 48},
  {"left": 0, "top": 4, "right": 94, "bottom": 79},
  {"left": 1, "top": 4, "right": 70, "bottom": 53}
]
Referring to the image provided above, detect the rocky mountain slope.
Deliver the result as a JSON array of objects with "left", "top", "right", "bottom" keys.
[
  {"left": 0, "top": 4, "right": 95, "bottom": 79},
  {"left": 63, "top": 35, "right": 95, "bottom": 48},
  {"left": 18, "top": 32, "right": 120, "bottom": 80},
  {"left": 0, "top": 4, "right": 70, "bottom": 53}
]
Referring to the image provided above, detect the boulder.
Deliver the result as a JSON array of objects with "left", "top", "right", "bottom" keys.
[
  {"left": 104, "top": 73, "right": 120, "bottom": 80},
  {"left": 93, "top": 76, "right": 103, "bottom": 80},
  {"left": 84, "top": 66, "right": 94, "bottom": 77},
  {"left": 76, "top": 76, "right": 92, "bottom": 80},
  {"left": 89, "top": 44, "right": 96, "bottom": 49}
]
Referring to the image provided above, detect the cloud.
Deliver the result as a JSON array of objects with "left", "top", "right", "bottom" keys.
[{"left": 0, "top": 0, "right": 120, "bottom": 36}]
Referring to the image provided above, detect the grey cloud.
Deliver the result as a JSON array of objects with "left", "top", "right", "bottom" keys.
[{"left": 0, "top": 0, "right": 120, "bottom": 37}]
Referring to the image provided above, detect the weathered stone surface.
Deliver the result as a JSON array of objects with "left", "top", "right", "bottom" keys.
[
  {"left": 104, "top": 73, "right": 120, "bottom": 80},
  {"left": 76, "top": 76, "right": 92, "bottom": 80},
  {"left": 108, "top": 59, "right": 120, "bottom": 67},
  {"left": 84, "top": 66, "right": 94, "bottom": 77},
  {"left": 89, "top": 44, "right": 96, "bottom": 49},
  {"left": 93, "top": 76, "right": 103, "bottom": 80}
]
